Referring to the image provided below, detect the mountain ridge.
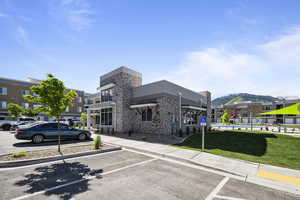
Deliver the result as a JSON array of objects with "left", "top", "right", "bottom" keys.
[{"left": 212, "top": 93, "right": 280, "bottom": 106}]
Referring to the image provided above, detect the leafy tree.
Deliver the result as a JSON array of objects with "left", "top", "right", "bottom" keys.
[
  {"left": 23, "top": 74, "right": 78, "bottom": 152},
  {"left": 221, "top": 109, "right": 230, "bottom": 124},
  {"left": 8, "top": 103, "right": 23, "bottom": 120},
  {"left": 23, "top": 108, "right": 40, "bottom": 117},
  {"left": 80, "top": 112, "right": 87, "bottom": 126}
]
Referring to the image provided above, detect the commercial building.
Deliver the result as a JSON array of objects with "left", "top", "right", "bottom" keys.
[
  {"left": 86, "top": 66, "right": 211, "bottom": 135},
  {"left": 0, "top": 77, "right": 87, "bottom": 121},
  {"left": 212, "top": 99, "right": 300, "bottom": 125}
]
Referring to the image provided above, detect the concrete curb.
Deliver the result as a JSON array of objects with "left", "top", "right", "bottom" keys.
[
  {"left": 0, "top": 146, "right": 122, "bottom": 168},
  {"left": 103, "top": 142, "right": 245, "bottom": 178}
]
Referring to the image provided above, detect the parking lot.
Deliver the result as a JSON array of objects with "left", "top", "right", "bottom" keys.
[
  {"left": 0, "top": 131, "right": 93, "bottom": 155},
  {"left": 0, "top": 149, "right": 299, "bottom": 200}
]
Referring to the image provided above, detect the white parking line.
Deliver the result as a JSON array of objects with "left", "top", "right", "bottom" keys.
[
  {"left": 11, "top": 158, "right": 157, "bottom": 200},
  {"left": 205, "top": 177, "right": 229, "bottom": 200},
  {"left": 214, "top": 195, "right": 246, "bottom": 200}
]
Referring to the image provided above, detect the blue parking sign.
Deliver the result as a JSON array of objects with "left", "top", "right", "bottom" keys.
[{"left": 200, "top": 116, "right": 207, "bottom": 126}]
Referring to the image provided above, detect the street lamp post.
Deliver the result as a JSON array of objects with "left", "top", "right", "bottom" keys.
[{"left": 178, "top": 92, "right": 182, "bottom": 130}]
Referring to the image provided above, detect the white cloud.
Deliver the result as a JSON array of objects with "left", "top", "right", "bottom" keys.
[
  {"left": 161, "top": 26, "right": 300, "bottom": 98},
  {"left": 52, "top": 0, "right": 94, "bottom": 32},
  {"left": 15, "top": 26, "right": 30, "bottom": 47}
]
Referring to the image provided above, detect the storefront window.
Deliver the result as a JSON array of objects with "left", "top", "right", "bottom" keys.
[
  {"left": 101, "top": 108, "right": 112, "bottom": 125},
  {"left": 142, "top": 108, "right": 152, "bottom": 121},
  {"left": 183, "top": 110, "right": 198, "bottom": 125}
]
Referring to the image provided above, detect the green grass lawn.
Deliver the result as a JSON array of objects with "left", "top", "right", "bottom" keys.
[{"left": 174, "top": 130, "right": 300, "bottom": 170}]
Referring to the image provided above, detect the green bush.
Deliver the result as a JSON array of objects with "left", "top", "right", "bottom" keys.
[
  {"left": 94, "top": 135, "right": 102, "bottom": 149},
  {"left": 192, "top": 126, "right": 197, "bottom": 134},
  {"left": 186, "top": 126, "right": 190, "bottom": 135},
  {"left": 178, "top": 129, "right": 183, "bottom": 137},
  {"left": 11, "top": 151, "right": 27, "bottom": 158}
]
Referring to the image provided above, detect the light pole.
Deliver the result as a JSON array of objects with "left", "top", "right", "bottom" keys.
[
  {"left": 178, "top": 92, "right": 182, "bottom": 130},
  {"left": 283, "top": 99, "right": 287, "bottom": 133}
]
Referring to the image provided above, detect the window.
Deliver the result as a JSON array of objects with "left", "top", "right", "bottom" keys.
[
  {"left": 142, "top": 108, "right": 152, "bottom": 121},
  {"left": 39, "top": 123, "right": 58, "bottom": 130},
  {"left": 22, "top": 90, "right": 30, "bottom": 95},
  {"left": 22, "top": 103, "right": 29, "bottom": 109},
  {"left": 101, "top": 108, "right": 112, "bottom": 125},
  {"left": 78, "top": 107, "right": 82, "bottom": 113},
  {"left": 101, "top": 88, "right": 113, "bottom": 102},
  {"left": 0, "top": 101, "right": 7, "bottom": 109},
  {"left": 183, "top": 111, "right": 198, "bottom": 125},
  {"left": 0, "top": 87, "right": 7, "bottom": 95},
  {"left": 77, "top": 97, "right": 82, "bottom": 103}
]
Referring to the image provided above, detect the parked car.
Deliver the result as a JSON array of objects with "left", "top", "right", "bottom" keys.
[
  {"left": 0, "top": 116, "right": 35, "bottom": 131},
  {"left": 11, "top": 120, "right": 46, "bottom": 131},
  {"left": 15, "top": 122, "right": 91, "bottom": 144}
]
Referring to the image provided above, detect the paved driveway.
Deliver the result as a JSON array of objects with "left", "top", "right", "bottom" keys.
[
  {"left": 0, "top": 131, "right": 93, "bottom": 155},
  {"left": 0, "top": 150, "right": 299, "bottom": 200}
]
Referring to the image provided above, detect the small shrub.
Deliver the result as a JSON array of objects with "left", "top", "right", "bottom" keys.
[
  {"left": 198, "top": 127, "right": 201, "bottom": 133},
  {"left": 192, "top": 126, "right": 197, "bottom": 134},
  {"left": 94, "top": 135, "right": 102, "bottom": 149},
  {"left": 11, "top": 151, "right": 27, "bottom": 158},
  {"left": 186, "top": 126, "right": 190, "bottom": 135},
  {"left": 178, "top": 129, "right": 183, "bottom": 137}
]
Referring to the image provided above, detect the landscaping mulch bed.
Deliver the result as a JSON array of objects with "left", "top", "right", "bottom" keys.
[{"left": 0, "top": 144, "right": 111, "bottom": 162}]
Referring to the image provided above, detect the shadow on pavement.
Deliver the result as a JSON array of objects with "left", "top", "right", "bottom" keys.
[
  {"left": 14, "top": 160, "right": 92, "bottom": 200},
  {"left": 13, "top": 138, "right": 93, "bottom": 147},
  {"left": 177, "top": 131, "right": 277, "bottom": 156}
]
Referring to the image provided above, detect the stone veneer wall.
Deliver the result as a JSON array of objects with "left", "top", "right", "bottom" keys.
[
  {"left": 100, "top": 71, "right": 142, "bottom": 133},
  {"left": 131, "top": 94, "right": 180, "bottom": 135}
]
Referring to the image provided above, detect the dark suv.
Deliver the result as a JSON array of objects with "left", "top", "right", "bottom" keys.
[{"left": 15, "top": 122, "right": 91, "bottom": 144}]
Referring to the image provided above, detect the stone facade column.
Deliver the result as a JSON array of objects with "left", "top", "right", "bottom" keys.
[{"left": 87, "top": 109, "right": 91, "bottom": 129}]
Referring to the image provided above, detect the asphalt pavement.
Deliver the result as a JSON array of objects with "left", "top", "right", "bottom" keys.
[{"left": 0, "top": 149, "right": 299, "bottom": 200}]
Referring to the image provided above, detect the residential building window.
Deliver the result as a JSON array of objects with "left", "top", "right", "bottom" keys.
[
  {"left": 22, "top": 90, "right": 31, "bottom": 95},
  {"left": 101, "top": 108, "right": 112, "bottom": 125},
  {"left": 142, "top": 108, "right": 152, "bottom": 121},
  {"left": 65, "top": 106, "right": 69, "bottom": 112},
  {"left": 0, "top": 101, "right": 7, "bottom": 109},
  {"left": 22, "top": 103, "right": 29, "bottom": 109},
  {"left": 101, "top": 88, "right": 113, "bottom": 102},
  {"left": 78, "top": 107, "right": 82, "bottom": 113},
  {"left": 84, "top": 98, "right": 88, "bottom": 104},
  {"left": 0, "top": 87, "right": 7, "bottom": 95},
  {"left": 77, "top": 97, "right": 82, "bottom": 103}
]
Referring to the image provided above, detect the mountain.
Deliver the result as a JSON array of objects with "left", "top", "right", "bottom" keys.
[{"left": 212, "top": 93, "right": 280, "bottom": 106}]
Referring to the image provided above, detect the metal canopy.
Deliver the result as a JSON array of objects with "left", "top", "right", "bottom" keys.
[
  {"left": 181, "top": 105, "right": 206, "bottom": 111},
  {"left": 130, "top": 103, "right": 157, "bottom": 109}
]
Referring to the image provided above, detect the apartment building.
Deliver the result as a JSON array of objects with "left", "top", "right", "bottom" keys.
[
  {"left": 86, "top": 66, "right": 211, "bottom": 135},
  {"left": 212, "top": 99, "right": 300, "bottom": 125},
  {"left": 0, "top": 77, "right": 87, "bottom": 121}
]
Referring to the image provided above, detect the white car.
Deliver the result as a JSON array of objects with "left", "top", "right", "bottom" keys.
[{"left": 0, "top": 116, "right": 35, "bottom": 131}]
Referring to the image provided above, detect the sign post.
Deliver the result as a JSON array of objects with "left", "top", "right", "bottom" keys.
[{"left": 200, "top": 116, "right": 207, "bottom": 151}]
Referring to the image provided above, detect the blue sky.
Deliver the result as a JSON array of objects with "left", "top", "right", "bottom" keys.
[{"left": 0, "top": 0, "right": 300, "bottom": 98}]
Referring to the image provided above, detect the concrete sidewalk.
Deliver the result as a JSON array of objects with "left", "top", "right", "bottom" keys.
[{"left": 95, "top": 134, "right": 300, "bottom": 195}]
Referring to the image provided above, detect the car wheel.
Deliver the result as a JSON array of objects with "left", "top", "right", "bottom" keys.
[
  {"left": 2, "top": 124, "right": 11, "bottom": 131},
  {"left": 32, "top": 135, "right": 44, "bottom": 144},
  {"left": 78, "top": 133, "right": 86, "bottom": 141}
]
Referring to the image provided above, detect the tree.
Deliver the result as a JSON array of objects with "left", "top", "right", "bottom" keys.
[
  {"left": 221, "top": 109, "right": 230, "bottom": 124},
  {"left": 23, "top": 74, "right": 78, "bottom": 152},
  {"left": 23, "top": 108, "right": 40, "bottom": 117},
  {"left": 80, "top": 112, "right": 87, "bottom": 126},
  {"left": 8, "top": 103, "right": 23, "bottom": 120}
]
